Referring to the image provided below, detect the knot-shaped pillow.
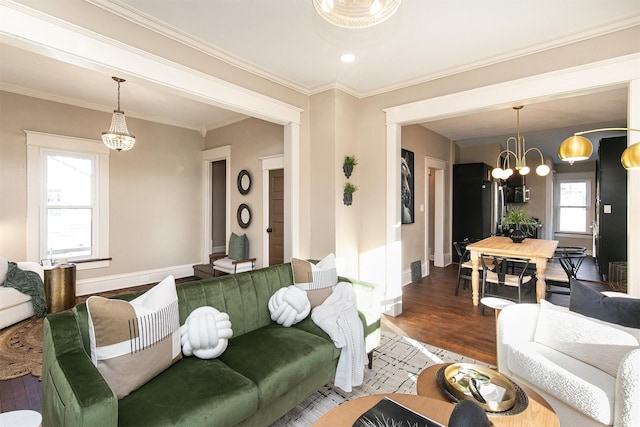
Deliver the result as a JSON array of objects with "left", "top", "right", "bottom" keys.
[
  {"left": 268, "top": 286, "right": 311, "bottom": 327},
  {"left": 180, "top": 306, "right": 233, "bottom": 359}
]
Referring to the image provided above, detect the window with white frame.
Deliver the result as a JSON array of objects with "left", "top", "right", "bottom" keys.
[
  {"left": 26, "top": 132, "right": 110, "bottom": 269},
  {"left": 555, "top": 174, "right": 593, "bottom": 234}
]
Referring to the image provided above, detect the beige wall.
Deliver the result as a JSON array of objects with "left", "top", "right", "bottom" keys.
[
  {"left": 204, "top": 118, "right": 284, "bottom": 267},
  {"left": 0, "top": 91, "right": 204, "bottom": 281},
  {"left": 457, "top": 143, "right": 502, "bottom": 166},
  {"left": 308, "top": 89, "right": 360, "bottom": 277},
  {"left": 401, "top": 125, "right": 452, "bottom": 277}
]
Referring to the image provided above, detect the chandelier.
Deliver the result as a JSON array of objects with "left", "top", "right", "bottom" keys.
[
  {"left": 558, "top": 128, "right": 640, "bottom": 170},
  {"left": 491, "top": 106, "right": 550, "bottom": 180},
  {"left": 102, "top": 76, "right": 135, "bottom": 151},
  {"left": 312, "top": 0, "right": 402, "bottom": 29}
]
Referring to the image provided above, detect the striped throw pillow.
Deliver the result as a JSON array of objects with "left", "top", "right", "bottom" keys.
[
  {"left": 291, "top": 253, "right": 338, "bottom": 307},
  {"left": 86, "top": 275, "right": 182, "bottom": 399}
]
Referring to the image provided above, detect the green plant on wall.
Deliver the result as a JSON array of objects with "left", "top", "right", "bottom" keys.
[
  {"left": 344, "top": 182, "right": 357, "bottom": 194},
  {"left": 343, "top": 182, "right": 357, "bottom": 206},
  {"left": 343, "top": 155, "right": 358, "bottom": 178}
]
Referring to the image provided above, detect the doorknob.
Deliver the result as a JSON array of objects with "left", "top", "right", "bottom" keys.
[{"left": 266, "top": 228, "right": 273, "bottom": 233}]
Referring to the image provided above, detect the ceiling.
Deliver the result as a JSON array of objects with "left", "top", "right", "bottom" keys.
[{"left": 1, "top": 0, "right": 638, "bottom": 161}]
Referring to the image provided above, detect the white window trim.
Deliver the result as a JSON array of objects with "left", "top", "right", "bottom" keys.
[
  {"left": 554, "top": 172, "right": 594, "bottom": 236},
  {"left": 26, "top": 131, "right": 110, "bottom": 270}
]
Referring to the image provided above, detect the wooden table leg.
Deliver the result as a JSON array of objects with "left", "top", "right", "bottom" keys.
[
  {"left": 470, "top": 249, "right": 480, "bottom": 306},
  {"left": 535, "top": 257, "right": 548, "bottom": 302}
]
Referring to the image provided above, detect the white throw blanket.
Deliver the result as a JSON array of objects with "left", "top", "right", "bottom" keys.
[{"left": 311, "top": 281, "right": 367, "bottom": 392}]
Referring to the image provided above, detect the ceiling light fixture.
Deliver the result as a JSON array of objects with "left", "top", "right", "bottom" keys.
[
  {"left": 102, "top": 76, "right": 135, "bottom": 151},
  {"left": 558, "top": 128, "right": 640, "bottom": 170},
  {"left": 312, "top": 0, "right": 402, "bottom": 29},
  {"left": 340, "top": 53, "right": 356, "bottom": 63},
  {"left": 491, "top": 106, "right": 550, "bottom": 180}
]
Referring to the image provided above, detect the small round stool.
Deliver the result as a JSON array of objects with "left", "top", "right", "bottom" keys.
[{"left": 0, "top": 410, "right": 42, "bottom": 427}]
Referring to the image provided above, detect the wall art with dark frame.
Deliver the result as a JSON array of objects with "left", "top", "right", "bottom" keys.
[{"left": 401, "top": 148, "right": 415, "bottom": 224}]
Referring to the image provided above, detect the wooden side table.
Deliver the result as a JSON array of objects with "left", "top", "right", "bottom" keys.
[
  {"left": 44, "top": 263, "right": 76, "bottom": 313},
  {"left": 416, "top": 364, "right": 559, "bottom": 427}
]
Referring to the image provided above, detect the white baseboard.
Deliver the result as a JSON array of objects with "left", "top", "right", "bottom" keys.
[{"left": 76, "top": 263, "right": 195, "bottom": 296}]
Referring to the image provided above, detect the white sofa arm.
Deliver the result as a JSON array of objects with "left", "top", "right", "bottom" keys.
[
  {"left": 496, "top": 303, "right": 540, "bottom": 376},
  {"left": 615, "top": 348, "right": 640, "bottom": 427}
]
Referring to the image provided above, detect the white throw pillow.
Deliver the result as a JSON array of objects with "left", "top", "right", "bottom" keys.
[
  {"left": 180, "top": 306, "right": 233, "bottom": 359},
  {"left": 534, "top": 299, "right": 640, "bottom": 376},
  {"left": 268, "top": 286, "right": 311, "bottom": 327},
  {"left": 291, "top": 253, "right": 338, "bottom": 307},
  {"left": 86, "top": 275, "right": 182, "bottom": 399}
]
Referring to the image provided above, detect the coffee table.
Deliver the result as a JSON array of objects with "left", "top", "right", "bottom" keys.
[
  {"left": 416, "top": 364, "right": 559, "bottom": 427},
  {"left": 313, "top": 393, "right": 454, "bottom": 426}
]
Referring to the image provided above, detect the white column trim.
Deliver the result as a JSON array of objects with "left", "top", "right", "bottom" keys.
[
  {"left": 425, "top": 156, "right": 447, "bottom": 268},
  {"left": 385, "top": 122, "right": 402, "bottom": 316},
  {"left": 627, "top": 79, "right": 640, "bottom": 297}
]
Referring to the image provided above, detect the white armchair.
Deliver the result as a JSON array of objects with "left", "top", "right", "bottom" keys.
[
  {"left": 0, "top": 258, "right": 45, "bottom": 329},
  {"left": 497, "top": 300, "right": 640, "bottom": 426}
]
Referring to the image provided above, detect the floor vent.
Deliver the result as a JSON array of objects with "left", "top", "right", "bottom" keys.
[{"left": 411, "top": 260, "right": 422, "bottom": 282}]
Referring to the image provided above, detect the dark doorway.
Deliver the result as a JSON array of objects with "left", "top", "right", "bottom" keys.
[{"left": 268, "top": 168, "right": 284, "bottom": 265}]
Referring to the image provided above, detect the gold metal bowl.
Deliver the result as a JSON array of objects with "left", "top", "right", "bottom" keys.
[{"left": 444, "top": 363, "right": 516, "bottom": 412}]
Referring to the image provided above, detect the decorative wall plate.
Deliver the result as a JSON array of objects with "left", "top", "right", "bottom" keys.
[
  {"left": 237, "top": 203, "right": 251, "bottom": 228},
  {"left": 238, "top": 169, "right": 251, "bottom": 195}
]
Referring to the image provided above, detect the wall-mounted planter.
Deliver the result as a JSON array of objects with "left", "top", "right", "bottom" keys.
[
  {"left": 343, "top": 155, "right": 358, "bottom": 179},
  {"left": 343, "top": 183, "right": 357, "bottom": 206}
]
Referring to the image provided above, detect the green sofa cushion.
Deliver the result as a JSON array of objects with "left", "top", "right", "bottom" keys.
[
  {"left": 220, "top": 325, "right": 337, "bottom": 408},
  {"left": 118, "top": 357, "right": 258, "bottom": 427}
]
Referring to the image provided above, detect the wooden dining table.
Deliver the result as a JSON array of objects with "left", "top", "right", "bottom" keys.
[{"left": 466, "top": 236, "right": 559, "bottom": 306}]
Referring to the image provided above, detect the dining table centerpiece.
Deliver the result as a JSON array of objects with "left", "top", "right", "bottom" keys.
[{"left": 502, "top": 207, "right": 537, "bottom": 243}]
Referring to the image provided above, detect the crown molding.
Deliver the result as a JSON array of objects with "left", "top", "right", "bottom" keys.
[
  {"left": 0, "top": 83, "right": 206, "bottom": 132},
  {"left": 86, "top": 0, "right": 312, "bottom": 96}
]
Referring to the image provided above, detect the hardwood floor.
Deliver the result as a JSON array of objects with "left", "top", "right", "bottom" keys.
[{"left": 0, "top": 257, "right": 606, "bottom": 415}]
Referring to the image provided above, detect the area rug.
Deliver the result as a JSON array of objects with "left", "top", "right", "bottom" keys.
[
  {"left": 0, "top": 316, "right": 43, "bottom": 380},
  {"left": 270, "top": 331, "right": 493, "bottom": 426}
]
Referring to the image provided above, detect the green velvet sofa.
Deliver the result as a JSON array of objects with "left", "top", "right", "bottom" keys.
[{"left": 42, "top": 263, "right": 381, "bottom": 426}]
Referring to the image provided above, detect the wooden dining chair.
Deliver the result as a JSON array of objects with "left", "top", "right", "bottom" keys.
[
  {"left": 480, "top": 254, "right": 534, "bottom": 314},
  {"left": 545, "top": 246, "right": 587, "bottom": 296},
  {"left": 453, "top": 240, "right": 473, "bottom": 296}
]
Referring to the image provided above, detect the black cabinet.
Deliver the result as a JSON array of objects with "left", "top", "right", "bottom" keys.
[
  {"left": 453, "top": 163, "right": 492, "bottom": 261},
  {"left": 596, "top": 136, "right": 627, "bottom": 279}
]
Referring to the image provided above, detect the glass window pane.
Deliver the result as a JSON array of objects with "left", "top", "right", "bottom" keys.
[
  {"left": 559, "top": 207, "right": 587, "bottom": 232},
  {"left": 559, "top": 182, "right": 587, "bottom": 207},
  {"left": 47, "top": 208, "right": 92, "bottom": 259},
  {"left": 47, "top": 155, "right": 92, "bottom": 205}
]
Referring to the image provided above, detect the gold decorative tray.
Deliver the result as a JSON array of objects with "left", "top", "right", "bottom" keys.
[{"left": 443, "top": 363, "right": 516, "bottom": 412}]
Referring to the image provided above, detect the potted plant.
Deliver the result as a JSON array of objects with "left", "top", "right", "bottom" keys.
[
  {"left": 343, "top": 182, "right": 357, "bottom": 206},
  {"left": 343, "top": 155, "right": 358, "bottom": 179},
  {"left": 502, "top": 207, "right": 536, "bottom": 243}
]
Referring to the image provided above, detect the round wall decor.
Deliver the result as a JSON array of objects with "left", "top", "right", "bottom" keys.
[
  {"left": 237, "top": 169, "right": 252, "bottom": 195},
  {"left": 237, "top": 203, "right": 251, "bottom": 228}
]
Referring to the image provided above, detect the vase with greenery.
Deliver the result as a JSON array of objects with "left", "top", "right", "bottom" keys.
[
  {"left": 343, "top": 182, "right": 357, "bottom": 206},
  {"left": 343, "top": 155, "right": 358, "bottom": 179},
  {"left": 502, "top": 206, "right": 536, "bottom": 243}
]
